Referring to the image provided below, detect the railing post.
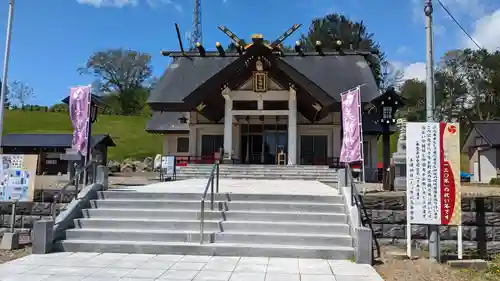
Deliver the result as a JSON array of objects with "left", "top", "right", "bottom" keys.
[
  {"left": 10, "top": 200, "right": 17, "bottom": 233},
  {"left": 95, "top": 165, "right": 109, "bottom": 189},
  {"left": 200, "top": 200, "right": 205, "bottom": 244},
  {"left": 216, "top": 162, "right": 219, "bottom": 193},
  {"left": 51, "top": 199, "right": 57, "bottom": 220},
  {"left": 210, "top": 177, "right": 214, "bottom": 211}
]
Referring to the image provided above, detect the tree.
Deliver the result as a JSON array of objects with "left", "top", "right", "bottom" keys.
[
  {"left": 300, "top": 14, "right": 385, "bottom": 86},
  {"left": 379, "top": 61, "right": 404, "bottom": 91},
  {"left": 9, "top": 80, "right": 34, "bottom": 109},
  {"left": 398, "top": 79, "right": 426, "bottom": 121},
  {"left": 78, "top": 48, "right": 153, "bottom": 115}
]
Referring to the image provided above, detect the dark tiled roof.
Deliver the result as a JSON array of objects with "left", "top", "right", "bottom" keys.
[
  {"left": 1, "top": 134, "right": 116, "bottom": 148},
  {"left": 145, "top": 112, "right": 189, "bottom": 133},
  {"left": 472, "top": 121, "right": 500, "bottom": 145},
  {"left": 280, "top": 55, "right": 380, "bottom": 102},
  {"left": 148, "top": 57, "right": 238, "bottom": 104},
  {"left": 148, "top": 54, "right": 381, "bottom": 105}
]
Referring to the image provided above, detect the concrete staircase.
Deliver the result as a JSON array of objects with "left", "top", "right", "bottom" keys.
[
  {"left": 55, "top": 190, "right": 354, "bottom": 259},
  {"left": 175, "top": 164, "right": 339, "bottom": 182}
]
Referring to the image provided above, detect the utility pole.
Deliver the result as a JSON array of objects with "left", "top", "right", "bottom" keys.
[
  {"left": 425, "top": 0, "right": 440, "bottom": 263},
  {"left": 0, "top": 0, "right": 15, "bottom": 147}
]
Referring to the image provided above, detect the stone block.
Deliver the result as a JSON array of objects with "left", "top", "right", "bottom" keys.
[
  {"left": 447, "top": 259, "right": 488, "bottom": 271},
  {"left": 32, "top": 220, "right": 54, "bottom": 254},
  {"left": 0, "top": 232, "right": 19, "bottom": 250},
  {"left": 355, "top": 227, "right": 372, "bottom": 264}
]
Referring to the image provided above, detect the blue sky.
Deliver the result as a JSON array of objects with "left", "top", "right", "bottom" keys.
[{"left": 0, "top": 0, "right": 498, "bottom": 106}]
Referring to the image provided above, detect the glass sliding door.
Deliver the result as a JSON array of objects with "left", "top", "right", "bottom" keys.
[
  {"left": 201, "top": 135, "right": 223, "bottom": 156},
  {"left": 300, "top": 135, "right": 328, "bottom": 165}
]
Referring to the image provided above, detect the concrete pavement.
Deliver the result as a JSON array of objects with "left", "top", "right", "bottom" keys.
[
  {"left": 116, "top": 178, "right": 339, "bottom": 196},
  {"left": 0, "top": 252, "right": 384, "bottom": 281}
]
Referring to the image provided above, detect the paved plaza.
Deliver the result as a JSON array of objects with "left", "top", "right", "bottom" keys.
[
  {"left": 0, "top": 252, "right": 384, "bottom": 281},
  {"left": 118, "top": 178, "right": 339, "bottom": 196}
]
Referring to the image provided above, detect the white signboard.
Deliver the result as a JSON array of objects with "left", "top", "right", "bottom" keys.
[
  {"left": 161, "top": 155, "right": 176, "bottom": 178},
  {"left": 406, "top": 122, "right": 441, "bottom": 225}
]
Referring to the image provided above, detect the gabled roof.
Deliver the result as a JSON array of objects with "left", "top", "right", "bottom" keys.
[
  {"left": 472, "top": 121, "right": 500, "bottom": 145},
  {"left": 145, "top": 112, "right": 189, "bottom": 133},
  {"left": 148, "top": 57, "right": 238, "bottom": 104},
  {"left": 1, "top": 134, "right": 116, "bottom": 148},
  {"left": 147, "top": 48, "right": 381, "bottom": 109},
  {"left": 279, "top": 55, "right": 380, "bottom": 102},
  {"left": 461, "top": 121, "right": 500, "bottom": 152}
]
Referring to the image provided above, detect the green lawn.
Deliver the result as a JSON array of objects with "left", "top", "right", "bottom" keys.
[{"left": 4, "top": 110, "right": 162, "bottom": 161}]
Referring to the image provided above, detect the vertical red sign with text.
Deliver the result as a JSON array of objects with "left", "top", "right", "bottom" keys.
[{"left": 439, "top": 122, "right": 461, "bottom": 226}]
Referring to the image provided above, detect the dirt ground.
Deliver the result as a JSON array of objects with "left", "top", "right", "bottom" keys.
[
  {"left": 0, "top": 247, "right": 31, "bottom": 264},
  {"left": 374, "top": 246, "right": 500, "bottom": 281}
]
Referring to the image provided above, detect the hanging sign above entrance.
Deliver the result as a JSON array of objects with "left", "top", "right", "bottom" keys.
[{"left": 253, "top": 57, "right": 268, "bottom": 92}]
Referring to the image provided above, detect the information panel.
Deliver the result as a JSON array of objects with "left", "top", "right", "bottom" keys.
[
  {"left": 406, "top": 122, "right": 461, "bottom": 225},
  {"left": 0, "top": 154, "right": 38, "bottom": 202},
  {"left": 161, "top": 155, "right": 176, "bottom": 179}
]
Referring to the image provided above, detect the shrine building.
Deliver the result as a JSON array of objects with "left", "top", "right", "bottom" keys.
[{"left": 146, "top": 29, "right": 390, "bottom": 181}]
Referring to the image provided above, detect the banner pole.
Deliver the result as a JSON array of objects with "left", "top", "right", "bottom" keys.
[
  {"left": 82, "top": 85, "right": 92, "bottom": 185},
  {"left": 357, "top": 86, "right": 366, "bottom": 183}
]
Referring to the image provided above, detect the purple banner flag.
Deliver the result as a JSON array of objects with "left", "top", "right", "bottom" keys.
[
  {"left": 339, "top": 87, "right": 362, "bottom": 163},
  {"left": 69, "top": 85, "right": 91, "bottom": 156}
]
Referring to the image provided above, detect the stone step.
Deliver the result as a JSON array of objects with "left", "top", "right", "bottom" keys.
[
  {"left": 98, "top": 191, "right": 344, "bottom": 204},
  {"left": 225, "top": 201, "right": 345, "bottom": 213},
  {"left": 180, "top": 165, "right": 332, "bottom": 169},
  {"left": 91, "top": 199, "right": 223, "bottom": 210},
  {"left": 176, "top": 169, "right": 338, "bottom": 174},
  {"left": 174, "top": 176, "right": 338, "bottom": 182},
  {"left": 55, "top": 240, "right": 355, "bottom": 259},
  {"left": 65, "top": 228, "right": 213, "bottom": 243},
  {"left": 83, "top": 209, "right": 224, "bottom": 220},
  {"left": 214, "top": 232, "right": 353, "bottom": 247},
  {"left": 224, "top": 211, "right": 347, "bottom": 224},
  {"left": 220, "top": 221, "right": 350, "bottom": 235},
  {"left": 74, "top": 218, "right": 221, "bottom": 231}
]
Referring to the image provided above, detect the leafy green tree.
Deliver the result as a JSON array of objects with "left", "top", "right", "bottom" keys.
[
  {"left": 78, "top": 48, "right": 153, "bottom": 115},
  {"left": 300, "top": 13, "right": 385, "bottom": 86}
]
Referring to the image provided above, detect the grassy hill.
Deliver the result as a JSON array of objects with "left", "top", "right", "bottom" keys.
[{"left": 4, "top": 110, "right": 162, "bottom": 161}]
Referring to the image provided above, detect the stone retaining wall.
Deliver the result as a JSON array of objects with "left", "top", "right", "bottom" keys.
[
  {"left": 363, "top": 193, "right": 499, "bottom": 257},
  {"left": 0, "top": 202, "right": 66, "bottom": 234}
]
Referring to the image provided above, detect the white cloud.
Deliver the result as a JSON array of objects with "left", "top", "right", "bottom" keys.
[
  {"left": 465, "top": 9, "right": 500, "bottom": 51},
  {"left": 403, "top": 62, "right": 427, "bottom": 81},
  {"left": 77, "top": 0, "right": 138, "bottom": 8},
  {"left": 77, "top": 0, "right": 182, "bottom": 11},
  {"left": 390, "top": 61, "right": 427, "bottom": 82}
]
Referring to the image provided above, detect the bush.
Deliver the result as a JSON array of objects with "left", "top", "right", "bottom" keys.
[{"left": 489, "top": 178, "right": 500, "bottom": 185}]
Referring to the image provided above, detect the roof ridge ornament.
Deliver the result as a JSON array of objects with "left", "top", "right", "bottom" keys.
[{"left": 256, "top": 57, "right": 264, "bottom": 71}]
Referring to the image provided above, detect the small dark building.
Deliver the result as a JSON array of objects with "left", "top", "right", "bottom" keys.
[{"left": 1, "top": 134, "right": 115, "bottom": 175}]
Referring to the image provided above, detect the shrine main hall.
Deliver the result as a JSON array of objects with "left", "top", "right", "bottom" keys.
[{"left": 146, "top": 31, "right": 391, "bottom": 182}]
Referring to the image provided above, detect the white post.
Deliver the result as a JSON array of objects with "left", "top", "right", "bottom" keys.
[
  {"left": 288, "top": 87, "right": 297, "bottom": 165},
  {"left": 223, "top": 95, "right": 233, "bottom": 160},
  {"left": 0, "top": 0, "right": 15, "bottom": 151},
  {"left": 188, "top": 127, "right": 197, "bottom": 156}
]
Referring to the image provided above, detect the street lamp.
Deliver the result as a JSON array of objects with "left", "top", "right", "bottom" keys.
[{"left": 370, "top": 87, "right": 406, "bottom": 190}]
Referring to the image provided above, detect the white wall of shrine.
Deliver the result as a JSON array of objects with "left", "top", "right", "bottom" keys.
[{"left": 159, "top": 77, "right": 379, "bottom": 180}]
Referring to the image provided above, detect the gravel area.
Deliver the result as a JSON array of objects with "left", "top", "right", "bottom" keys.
[
  {"left": 374, "top": 246, "right": 499, "bottom": 281},
  {"left": 0, "top": 247, "right": 31, "bottom": 264}
]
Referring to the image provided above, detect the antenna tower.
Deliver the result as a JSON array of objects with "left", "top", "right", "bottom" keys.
[{"left": 190, "top": 0, "right": 202, "bottom": 49}]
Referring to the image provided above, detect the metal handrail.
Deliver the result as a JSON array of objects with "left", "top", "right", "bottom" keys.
[
  {"left": 199, "top": 161, "right": 220, "bottom": 244},
  {"left": 51, "top": 161, "right": 97, "bottom": 220},
  {"left": 346, "top": 163, "right": 381, "bottom": 261}
]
